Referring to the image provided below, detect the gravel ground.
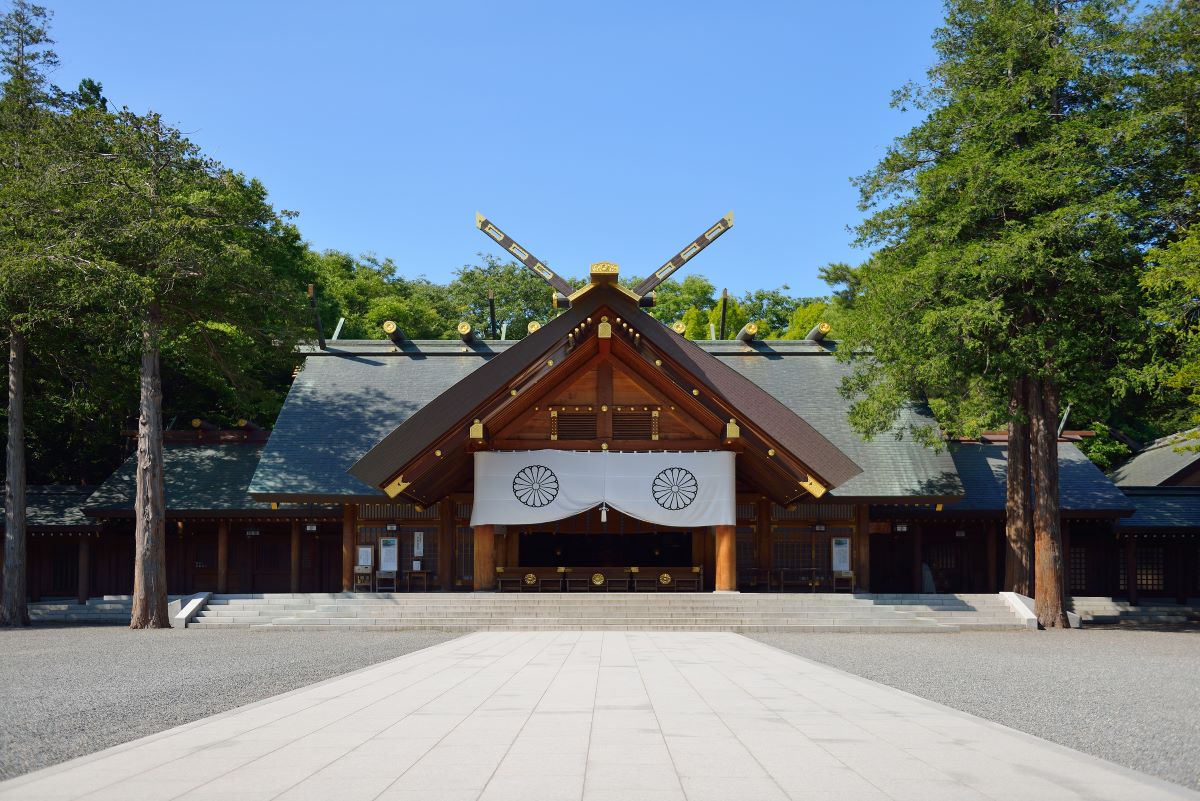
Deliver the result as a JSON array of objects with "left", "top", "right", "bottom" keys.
[
  {"left": 752, "top": 627, "right": 1200, "bottom": 791},
  {"left": 0, "top": 626, "right": 455, "bottom": 780}
]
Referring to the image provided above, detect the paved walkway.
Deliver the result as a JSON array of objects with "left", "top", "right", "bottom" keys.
[{"left": 1, "top": 632, "right": 1194, "bottom": 801}]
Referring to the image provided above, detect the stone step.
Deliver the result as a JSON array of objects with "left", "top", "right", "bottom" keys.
[{"left": 190, "top": 621, "right": 956, "bottom": 633}]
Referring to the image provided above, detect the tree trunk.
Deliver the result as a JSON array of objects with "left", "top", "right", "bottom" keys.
[
  {"left": 130, "top": 303, "right": 170, "bottom": 628},
  {"left": 1, "top": 331, "right": 29, "bottom": 626},
  {"left": 1004, "top": 376, "right": 1033, "bottom": 595},
  {"left": 1029, "top": 376, "right": 1069, "bottom": 629}
]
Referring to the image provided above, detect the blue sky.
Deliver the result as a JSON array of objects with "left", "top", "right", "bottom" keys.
[{"left": 47, "top": 1, "right": 943, "bottom": 297}]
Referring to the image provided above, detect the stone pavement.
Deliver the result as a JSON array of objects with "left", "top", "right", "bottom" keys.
[{"left": 0, "top": 632, "right": 1194, "bottom": 801}]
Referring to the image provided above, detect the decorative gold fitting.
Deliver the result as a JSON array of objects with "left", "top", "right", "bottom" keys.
[
  {"left": 601, "top": 442, "right": 609, "bottom": 450},
  {"left": 655, "top": 359, "right": 662, "bottom": 367},
  {"left": 799, "top": 474, "right": 827, "bottom": 499},
  {"left": 768, "top": 448, "right": 776, "bottom": 457},
  {"left": 435, "top": 449, "right": 442, "bottom": 457},
  {"left": 671, "top": 321, "right": 686, "bottom": 335},
  {"left": 601, "top": 405, "right": 608, "bottom": 412},
  {"left": 692, "top": 389, "right": 699, "bottom": 396},
  {"left": 598, "top": 320, "right": 612, "bottom": 339},
  {"left": 725, "top": 419, "right": 740, "bottom": 439},
  {"left": 527, "top": 320, "right": 541, "bottom": 334},
  {"left": 469, "top": 419, "right": 484, "bottom": 439},
  {"left": 382, "top": 320, "right": 398, "bottom": 335},
  {"left": 383, "top": 474, "right": 411, "bottom": 498},
  {"left": 547, "top": 359, "right": 554, "bottom": 367}
]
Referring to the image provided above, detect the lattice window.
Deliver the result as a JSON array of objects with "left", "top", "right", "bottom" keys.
[
  {"left": 771, "top": 503, "right": 855, "bottom": 521},
  {"left": 772, "top": 527, "right": 832, "bottom": 571},
  {"left": 359, "top": 502, "right": 439, "bottom": 521},
  {"left": 926, "top": 544, "right": 957, "bottom": 571},
  {"left": 736, "top": 526, "right": 756, "bottom": 566},
  {"left": 736, "top": 503, "right": 757, "bottom": 521},
  {"left": 613, "top": 411, "right": 653, "bottom": 439},
  {"left": 456, "top": 526, "right": 474, "bottom": 584},
  {"left": 1137, "top": 545, "right": 1165, "bottom": 591},
  {"left": 1069, "top": 548, "right": 1087, "bottom": 593},
  {"left": 553, "top": 412, "right": 596, "bottom": 440}
]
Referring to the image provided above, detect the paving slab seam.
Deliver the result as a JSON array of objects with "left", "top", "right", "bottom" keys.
[
  {"left": 368, "top": 631, "right": 582, "bottom": 801},
  {"left": 746, "top": 634, "right": 1200, "bottom": 800},
  {"left": 0, "top": 633, "right": 507, "bottom": 801},
  {"left": 0, "top": 633, "right": 473, "bottom": 798}
]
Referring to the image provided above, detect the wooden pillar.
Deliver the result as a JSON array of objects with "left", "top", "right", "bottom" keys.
[
  {"left": 342, "top": 504, "right": 356, "bottom": 592},
  {"left": 715, "top": 524, "right": 736, "bottom": 592},
  {"left": 986, "top": 520, "right": 998, "bottom": 593},
  {"left": 854, "top": 503, "right": 871, "bottom": 591},
  {"left": 1061, "top": 520, "right": 1071, "bottom": 599},
  {"left": 217, "top": 520, "right": 229, "bottom": 593},
  {"left": 439, "top": 501, "right": 455, "bottom": 591},
  {"left": 77, "top": 535, "right": 90, "bottom": 605},
  {"left": 911, "top": 525, "right": 923, "bottom": 593},
  {"left": 473, "top": 524, "right": 495, "bottom": 591},
  {"left": 290, "top": 520, "right": 301, "bottom": 593},
  {"left": 756, "top": 498, "right": 772, "bottom": 577},
  {"left": 1124, "top": 535, "right": 1138, "bottom": 605}
]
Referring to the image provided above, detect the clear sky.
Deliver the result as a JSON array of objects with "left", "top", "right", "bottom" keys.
[{"left": 46, "top": 0, "right": 943, "bottom": 297}]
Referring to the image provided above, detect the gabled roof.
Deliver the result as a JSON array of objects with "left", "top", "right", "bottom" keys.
[
  {"left": 0, "top": 485, "right": 98, "bottom": 531},
  {"left": 1118, "top": 488, "right": 1200, "bottom": 530},
  {"left": 86, "top": 443, "right": 339, "bottom": 518},
  {"left": 948, "top": 442, "right": 1133, "bottom": 515},
  {"left": 1110, "top": 428, "right": 1200, "bottom": 487},
  {"left": 347, "top": 283, "right": 863, "bottom": 504}
]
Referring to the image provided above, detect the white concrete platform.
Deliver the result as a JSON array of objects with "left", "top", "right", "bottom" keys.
[{"left": 1, "top": 632, "right": 1194, "bottom": 801}]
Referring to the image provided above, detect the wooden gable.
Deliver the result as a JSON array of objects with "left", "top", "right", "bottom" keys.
[{"left": 350, "top": 282, "right": 862, "bottom": 508}]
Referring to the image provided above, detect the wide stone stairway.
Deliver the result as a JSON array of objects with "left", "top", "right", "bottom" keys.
[
  {"left": 188, "top": 592, "right": 1029, "bottom": 633},
  {"left": 1069, "top": 596, "right": 1200, "bottom": 625}
]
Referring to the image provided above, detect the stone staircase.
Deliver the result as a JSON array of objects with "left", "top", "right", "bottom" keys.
[
  {"left": 1069, "top": 596, "right": 1200, "bottom": 625},
  {"left": 862, "top": 594, "right": 1030, "bottom": 630},
  {"left": 186, "top": 593, "right": 1031, "bottom": 633},
  {"left": 28, "top": 595, "right": 185, "bottom": 624}
]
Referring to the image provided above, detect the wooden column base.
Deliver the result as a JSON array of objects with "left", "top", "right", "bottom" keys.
[
  {"left": 473, "top": 525, "right": 496, "bottom": 591},
  {"left": 715, "top": 525, "right": 736, "bottom": 592},
  {"left": 216, "top": 520, "right": 229, "bottom": 594}
]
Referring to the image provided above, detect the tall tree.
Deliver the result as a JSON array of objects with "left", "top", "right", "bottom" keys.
[
  {"left": 81, "top": 110, "right": 308, "bottom": 628},
  {"left": 836, "top": 0, "right": 1142, "bottom": 626},
  {"left": 0, "top": 0, "right": 61, "bottom": 626}
]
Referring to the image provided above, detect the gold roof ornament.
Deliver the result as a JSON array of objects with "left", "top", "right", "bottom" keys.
[
  {"left": 671, "top": 321, "right": 687, "bottom": 335},
  {"left": 799, "top": 473, "right": 827, "bottom": 498},
  {"left": 383, "top": 474, "right": 411, "bottom": 498},
  {"left": 589, "top": 261, "right": 620, "bottom": 284},
  {"left": 527, "top": 320, "right": 541, "bottom": 334}
]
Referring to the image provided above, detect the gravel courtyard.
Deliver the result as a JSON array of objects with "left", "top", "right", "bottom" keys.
[
  {"left": 752, "top": 628, "right": 1200, "bottom": 791},
  {"left": 0, "top": 626, "right": 454, "bottom": 780}
]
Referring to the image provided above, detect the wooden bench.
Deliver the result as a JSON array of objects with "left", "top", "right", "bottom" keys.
[
  {"left": 630, "top": 566, "right": 702, "bottom": 592},
  {"left": 564, "top": 567, "right": 628, "bottom": 592},
  {"left": 495, "top": 566, "right": 563, "bottom": 592}
]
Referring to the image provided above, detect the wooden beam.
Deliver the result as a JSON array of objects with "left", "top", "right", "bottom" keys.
[
  {"left": 757, "top": 497, "right": 772, "bottom": 576},
  {"left": 77, "top": 535, "right": 90, "bottom": 605},
  {"left": 1124, "top": 535, "right": 1138, "bottom": 605},
  {"left": 290, "top": 520, "right": 301, "bottom": 593},
  {"left": 986, "top": 520, "right": 998, "bottom": 593},
  {"left": 217, "top": 519, "right": 229, "bottom": 594},
  {"left": 911, "top": 525, "right": 923, "bottom": 593},
  {"left": 439, "top": 501, "right": 455, "bottom": 591},
  {"left": 598, "top": 361, "right": 613, "bottom": 441},
  {"left": 855, "top": 503, "right": 871, "bottom": 592},
  {"left": 473, "top": 525, "right": 495, "bottom": 591},
  {"left": 715, "top": 525, "right": 736, "bottom": 592},
  {"left": 342, "top": 504, "right": 356, "bottom": 592}
]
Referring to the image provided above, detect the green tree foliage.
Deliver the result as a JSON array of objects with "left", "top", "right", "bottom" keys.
[
  {"left": 645, "top": 275, "right": 717, "bottom": 325},
  {"left": 448, "top": 254, "right": 567, "bottom": 339},
  {"left": 838, "top": 0, "right": 1144, "bottom": 625}
]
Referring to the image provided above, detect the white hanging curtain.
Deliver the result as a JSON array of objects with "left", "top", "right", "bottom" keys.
[{"left": 470, "top": 450, "right": 735, "bottom": 528}]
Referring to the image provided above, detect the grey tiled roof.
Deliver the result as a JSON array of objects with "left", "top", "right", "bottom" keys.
[
  {"left": 949, "top": 442, "right": 1133, "bottom": 514},
  {"left": 1110, "top": 428, "right": 1200, "bottom": 487},
  {"left": 1117, "top": 489, "right": 1200, "bottom": 530},
  {"left": 1, "top": 486, "right": 98, "bottom": 530},
  {"left": 86, "top": 443, "right": 276, "bottom": 514},
  {"left": 713, "top": 348, "right": 962, "bottom": 499},
  {"left": 251, "top": 339, "right": 961, "bottom": 501},
  {"left": 251, "top": 341, "right": 508, "bottom": 499}
]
